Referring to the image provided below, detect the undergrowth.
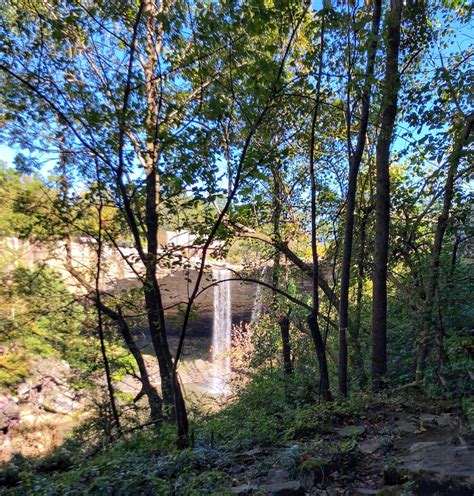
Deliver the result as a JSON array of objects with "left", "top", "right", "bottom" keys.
[
  {"left": 0, "top": 367, "right": 378, "bottom": 495},
  {"left": 0, "top": 363, "right": 470, "bottom": 495}
]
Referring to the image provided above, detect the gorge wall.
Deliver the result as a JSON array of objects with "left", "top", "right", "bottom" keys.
[{"left": 0, "top": 237, "right": 258, "bottom": 337}]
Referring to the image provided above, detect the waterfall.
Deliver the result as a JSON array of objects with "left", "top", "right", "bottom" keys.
[{"left": 211, "top": 269, "right": 232, "bottom": 394}]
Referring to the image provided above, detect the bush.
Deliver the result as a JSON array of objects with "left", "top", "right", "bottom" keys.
[
  {"left": 35, "top": 449, "right": 74, "bottom": 474},
  {"left": 0, "top": 348, "right": 30, "bottom": 389}
]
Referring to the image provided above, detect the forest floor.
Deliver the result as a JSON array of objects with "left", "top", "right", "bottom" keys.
[
  {"left": 223, "top": 398, "right": 472, "bottom": 495},
  {"left": 0, "top": 394, "right": 472, "bottom": 495}
]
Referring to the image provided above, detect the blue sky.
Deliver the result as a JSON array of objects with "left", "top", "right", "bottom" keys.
[
  {"left": 0, "top": 144, "right": 16, "bottom": 167},
  {"left": 1, "top": 2, "right": 471, "bottom": 179}
]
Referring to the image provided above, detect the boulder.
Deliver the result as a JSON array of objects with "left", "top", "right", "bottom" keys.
[
  {"left": 231, "top": 479, "right": 305, "bottom": 496},
  {"left": 37, "top": 382, "right": 81, "bottom": 415},
  {"left": 393, "top": 418, "right": 417, "bottom": 434},
  {"left": 265, "top": 468, "right": 290, "bottom": 483},
  {"left": 352, "top": 488, "right": 378, "bottom": 495},
  {"left": 17, "top": 359, "right": 82, "bottom": 416},
  {"left": 0, "top": 397, "right": 19, "bottom": 433},
  {"left": 259, "top": 480, "right": 305, "bottom": 495},
  {"left": 386, "top": 440, "right": 474, "bottom": 494},
  {"left": 242, "top": 448, "right": 264, "bottom": 457},
  {"left": 337, "top": 425, "right": 366, "bottom": 437},
  {"left": 420, "top": 413, "right": 458, "bottom": 429},
  {"left": 353, "top": 485, "right": 404, "bottom": 495},
  {"left": 231, "top": 483, "right": 256, "bottom": 494},
  {"left": 378, "top": 486, "right": 404, "bottom": 495},
  {"left": 358, "top": 436, "right": 392, "bottom": 455}
]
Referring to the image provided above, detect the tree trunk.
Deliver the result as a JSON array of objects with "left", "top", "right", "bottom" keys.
[
  {"left": 351, "top": 205, "right": 372, "bottom": 386},
  {"left": 141, "top": 0, "right": 189, "bottom": 444},
  {"left": 95, "top": 204, "right": 121, "bottom": 434},
  {"left": 271, "top": 137, "right": 282, "bottom": 297},
  {"left": 450, "top": 235, "right": 461, "bottom": 278},
  {"left": 415, "top": 113, "right": 473, "bottom": 382},
  {"left": 307, "top": 313, "right": 331, "bottom": 400},
  {"left": 371, "top": 0, "right": 403, "bottom": 390},
  {"left": 63, "top": 233, "right": 162, "bottom": 422},
  {"left": 60, "top": 144, "right": 120, "bottom": 431},
  {"left": 111, "top": 308, "right": 163, "bottom": 421},
  {"left": 338, "top": 0, "right": 382, "bottom": 396},
  {"left": 279, "top": 315, "right": 293, "bottom": 375},
  {"left": 308, "top": 10, "right": 331, "bottom": 401},
  {"left": 271, "top": 135, "right": 290, "bottom": 377}
]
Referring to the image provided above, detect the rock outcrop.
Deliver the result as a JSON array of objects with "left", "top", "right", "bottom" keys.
[
  {"left": 386, "top": 439, "right": 474, "bottom": 495},
  {"left": 0, "top": 358, "right": 83, "bottom": 462},
  {"left": 0, "top": 396, "right": 19, "bottom": 434}
]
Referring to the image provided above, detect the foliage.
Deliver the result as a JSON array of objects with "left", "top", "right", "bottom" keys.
[
  {"left": 0, "top": 0, "right": 472, "bottom": 486},
  {"left": 0, "top": 381, "right": 375, "bottom": 495},
  {"left": 0, "top": 347, "right": 30, "bottom": 389},
  {"left": 0, "top": 163, "right": 53, "bottom": 239},
  {"left": 0, "top": 264, "right": 88, "bottom": 391}
]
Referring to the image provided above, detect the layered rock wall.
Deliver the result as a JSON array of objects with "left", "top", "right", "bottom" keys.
[{"left": 0, "top": 238, "right": 258, "bottom": 336}]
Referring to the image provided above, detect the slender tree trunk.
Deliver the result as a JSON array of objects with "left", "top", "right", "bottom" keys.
[
  {"left": 105, "top": 306, "right": 163, "bottom": 421},
  {"left": 142, "top": 0, "right": 172, "bottom": 407},
  {"left": 279, "top": 315, "right": 293, "bottom": 375},
  {"left": 450, "top": 235, "right": 461, "bottom": 278},
  {"left": 59, "top": 140, "right": 121, "bottom": 431},
  {"left": 63, "top": 235, "right": 163, "bottom": 422},
  {"left": 338, "top": 0, "right": 382, "bottom": 396},
  {"left": 271, "top": 137, "right": 282, "bottom": 295},
  {"left": 308, "top": 10, "right": 331, "bottom": 401},
  {"left": 351, "top": 205, "right": 372, "bottom": 386},
  {"left": 271, "top": 135, "right": 291, "bottom": 376},
  {"left": 95, "top": 203, "right": 121, "bottom": 433},
  {"left": 307, "top": 313, "right": 331, "bottom": 400},
  {"left": 372, "top": 0, "right": 403, "bottom": 390},
  {"left": 415, "top": 113, "right": 473, "bottom": 382},
  {"left": 435, "top": 303, "right": 449, "bottom": 371}
]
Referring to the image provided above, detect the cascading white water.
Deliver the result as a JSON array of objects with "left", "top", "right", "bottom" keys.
[{"left": 211, "top": 269, "right": 232, "bottom": 394}]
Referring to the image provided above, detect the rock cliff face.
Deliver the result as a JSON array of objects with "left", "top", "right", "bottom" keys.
[
  {"left": 0, "top": 237, "right": 148, "bottom": 291},
  {"left": 145, "top": 270, "right": 257, "bottom": 336},
  {"left": 0, "top": 238, "right": 259, "bottom": 337},
  {"left": 0, "top": 358, "right": 83, "bottom": 462}
]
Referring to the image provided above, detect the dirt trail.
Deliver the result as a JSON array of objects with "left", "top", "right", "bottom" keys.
[{"left": 227, "top": 401, "right": 473, "bottom": 495}]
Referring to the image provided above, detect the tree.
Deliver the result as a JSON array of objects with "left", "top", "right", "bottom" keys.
[
  {"left": 371, "top": 0, "right": 403, "bottom": 390},
  {"left": 338, "top": 0, "right": 382, "bottom": 396},
  {"left": 307, "top": 7, "right": 332, "bottom": 401},
  {"left": 0, "top": 0, "right": 205, "bottom": 443},
  {"left": 415, "top": 113, "right": 474, "bottom": 382}
]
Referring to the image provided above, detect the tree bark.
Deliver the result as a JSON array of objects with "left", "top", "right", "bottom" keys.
[
  {"left": 371, "top": 0, "right": 403, "bottom": 390},
  {"left": 141, "top": 0, "right": 188, "bottom": 443},
  {"left": 271, "top": 135, "right": 290, "bottom": 377},
  {"left": 63, "top": 236, "right": 163, "bottom": 422},
  {"left": 307, "top": 313, "right": 331, "bottom": 400},
  {"left": 351, "top": 204, "right": 372, "bottom": 386},
  {"left": 106, "top": 307, "right": 163, "bottom": 421},
  {"left": 338, "top": 0, "right": 382, "bottom": 396},
  {"left": 308, "top": 9, "right": 331, "bottom": 402},
  {"left": 95, "top": 203, "right": 121, "bottom": 433},
  {"left": 271, "top": 136, "right": 283, "bottom": 296},
  {"left": 279, "top": 315, "right": 293, "bottom": 375}
]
